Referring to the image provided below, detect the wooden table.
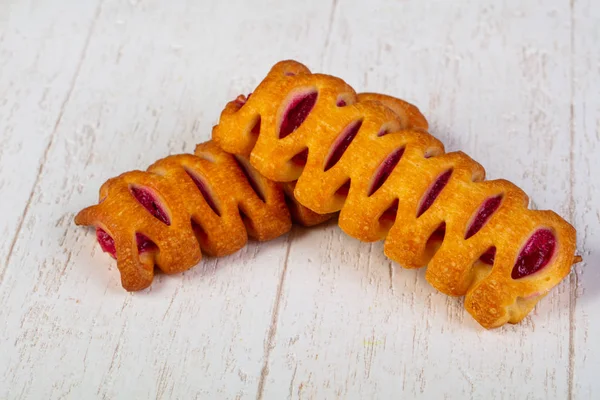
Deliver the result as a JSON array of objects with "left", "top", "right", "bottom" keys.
[{"left": 1, "top": 1, "right": 598, "bottom": 398}]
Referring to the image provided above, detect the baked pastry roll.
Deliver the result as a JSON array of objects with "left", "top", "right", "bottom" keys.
[
  {"left": 228, "top": 90, "right": 429, "bottom": 228},
  {"left": 212, "top": 60, "right": 580, "bottom": 329},
  {"left": 75, "top": 141, "right": 322, "bottom": 291}
]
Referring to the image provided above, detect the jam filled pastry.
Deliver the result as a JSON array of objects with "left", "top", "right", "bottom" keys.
[
  {"left": 75, "top": 141, "right": 325, "bottom": 291},
  {"left": 212, "top": 60, "right": 580, "bottom": 329},
  {"left": 229, "top": 90, "right": 430, "bottom": 227}
]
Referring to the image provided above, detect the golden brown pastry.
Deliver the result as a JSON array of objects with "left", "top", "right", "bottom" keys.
[
  {"left": 75, "top": 141, "right": 322, "bottom": 291},
  {"left": 227, "top": 91, "right": 430, "bottom": 228},
  {"left": 212, "top": 60, "right": 580, "bottom": 329}
]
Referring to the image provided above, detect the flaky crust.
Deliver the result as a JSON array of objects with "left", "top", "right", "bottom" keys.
[{"left": 212, "top": 60, "right": 579, "bottom": 329}]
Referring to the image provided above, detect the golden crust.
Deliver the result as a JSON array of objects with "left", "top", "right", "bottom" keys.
[
  {"left": 212, "top": 60, "right": 579, "bottom": 329},
  {"left": 75, "top": 141, "right": 293, "bottom": 291},
  {"left": 357, "top": 93, "right": 429, "bottom": 132},
  {"left": 214, "top": 83, "right": 431, "bottom": 230}
]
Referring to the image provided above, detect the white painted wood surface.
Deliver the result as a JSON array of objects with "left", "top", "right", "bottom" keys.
[{"left": 0, "top": 0, "right": 598, "bottom": 399}]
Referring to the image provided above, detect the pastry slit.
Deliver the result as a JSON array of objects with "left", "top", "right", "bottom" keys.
[
  {"left": 368, "top": 147, "right": 405, "bottom": 196},
  {"left": 280, "top": 90, "right": 318, "bottom": 139},
  {"left": 324, "top": 119, "right": 363, "bottom": 172},
  {"left": 378, "top": 199, "right": 399, "bottom": 232},
  {"left": 129, "top": 185, "right": 171, "bottom": 225},
  {"left": 335, "top": 179, "right": 351, "bottom": 198},
  {"left": 512, "top": 229, "right": 556, "bottom": 279},
  {"left": 136, "top": 232, "right": 158, "bottom": 254},
  {"left": 184, "top": 167, "right": 221, "bottom": 216},
  {"left": 479, "top": 246, "right": 496, "bottom": 265},
  {"left": 96, "top": 228, "right": 117, "bottom": 258},
  {"left": 424, "top": 222, "right": 446, "bottom": 262},
  {"left": 417, "top": 169, "right": 453, "bottom": 218},
  {"left": 465, "top": 194, "right": 503, "bottom": 239},
  {"left": 251, "top": 116, "right": 261, "bottom": 136},
  {"left": 234, "top": 156, "right": 266, "bottom": 202},
  {"left": 290, "top": 148, "right": 309, "bottom": 167}
]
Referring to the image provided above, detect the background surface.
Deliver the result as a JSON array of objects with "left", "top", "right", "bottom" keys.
[{"left": 1, "top": 0, "right": 599, "bottom": 399}]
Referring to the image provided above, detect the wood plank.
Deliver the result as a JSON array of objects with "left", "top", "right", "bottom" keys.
[
  {"left": 2, "top": 0, "right": 597, "bottom": 398},
  {"left": 0, "top": 0, "right": 101, "bottom": 281},
  {"left": 572, "top": 0, "right": 600, "bottom": 397},
  {"left": 0, "top": 0, "right": 333, "bottom": 398},
  {"left": 262, "top": 1, "right": 576, "bottom": 398}
]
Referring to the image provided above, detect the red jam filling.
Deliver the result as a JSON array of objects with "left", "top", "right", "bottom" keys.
[
  {"left": 234, "top": 96, "right": 247, "bottom": 107},
  {"left": 368, "top": 147, "right": 405, "bottom": 196},
  {"left": 324, "top": 120, "right": 363, "bottom": 172},
  {"left": 280, "top": 92, "right": 318, "bottom": 139},
  {"left": 337, "top": 99, "right": 347, "bottom": 107},
  {"left": 479, "top": 246, "right": 497, "bottom": 265},
  {"left": 465, "top": 195, "right": 503, "bottom": 239},
  {"left": 135, "top": 233, "right": 158, "bottom": 253},
  {"left": 417, "top": 169, "right": 453, "bottom": 217},
  {"left": 511, "top": 229, "right": 556, "bottom": 279},
  {"left": 476, "top": 229, "right": 555, "bottom": 278},
  {"left": 96, "top": 228, "right": 117, "bottom": 258},
  {"left": 234, "top": 157, "right": 266, "bottom": 202},
  {"left": 95, "top": 229, "right": 157, "bottom": 258},
  {"left": 130, "top": 186, "right": 171, "bottom": 225},
  {"left": 184, "top": 168, "right": 221, "bottom": 216}
]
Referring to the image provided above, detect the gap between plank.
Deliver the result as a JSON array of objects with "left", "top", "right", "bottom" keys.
[
  {"left": 256, "top": 231, "right": 294, "bottom": 400},
  {"left": 256, "top": 3, "right": 341, "bottom": 395},
  {"left": 568, "top": 0, "right": 577, "bottom": 399},
  {"left": 320, "top": 0, "right": 339, "bottom": 70},
  {"left": 0, "top": 0, "right": 104, "bottom": 284}
]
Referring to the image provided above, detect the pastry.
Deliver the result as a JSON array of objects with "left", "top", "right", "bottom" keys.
[
  {"left": 229, "top": 91, "right": 430, "bottom": 227},
  {"left": 212, "top": 60, "right": 580, "bottom": 329},
  {"left": 75, "top": 141, "right": 324, "bottom": 291}
]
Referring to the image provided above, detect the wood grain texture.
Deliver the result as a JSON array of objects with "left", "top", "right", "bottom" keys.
[
  {"left": 0, "top": 0, "right": 597, "bottom": 399},
  {"left": 572, "top": 0, "right": 600, "bottom": 398},
  {"left": 0, "top": 0, "right": 101, "bottom": 284}
]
